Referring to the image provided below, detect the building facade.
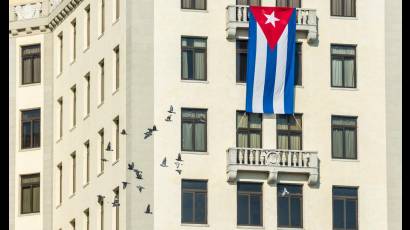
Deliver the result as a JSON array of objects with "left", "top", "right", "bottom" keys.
[{"left": 9, "top": 0, "right": 401, "bottom": 230}]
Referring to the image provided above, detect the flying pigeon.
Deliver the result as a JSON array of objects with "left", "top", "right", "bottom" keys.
[
  {"left": 165, "top": 115, "right": 172, "bottom": 122},
  {"left": 175, "top": 161, "right": 183, "bottom": 169},
  {"left": 122, "top": 181, "right": 130, "bottom": 189},
  {"left": 120, "top": 129, "right": 127, "bottom": 135},
  {"left": 101, "top": 158, "right": 109, "bottom": 162},
  {"left": 160, "top": 157, "right": 168, "bottom": 167},
  {"left": 280, "top": 187, "right": 290, "bottom": 197},
  {"left": 97, "top": 195, "right": 105, "bottom": 203},
  {"left": 176, "top": 169, "right": 182, "bottom": 175},
  {"left": 168, "top": 105, "right": 176, "bottom": 114},
  {"left": 175, "top": 153, "right": 183, "bottom": 162},
  {"left": 112, "top": 197, "right": 120, "bottom": 207},
  {"left": 105, "top": 142, "right": 113, "bottom": 151},
  {"left": 128, "top": 162, "right": 134, "bottom": 170},
  {"left": 136, "top": 185, "right": 145, "bottom": 192},
  {"left": 145, "top": 204, "right": 152, "bottom": 214}
]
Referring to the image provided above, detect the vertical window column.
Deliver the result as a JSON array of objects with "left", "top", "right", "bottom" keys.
[
  {"left": 113, "top": 117, "right": 119, "bottom": 161},
  {"left": 85, "top": 6, "right": 90, "bottom": 49},
  {"left": 99, "top": 129, "right": 105, "bottom": 173}
]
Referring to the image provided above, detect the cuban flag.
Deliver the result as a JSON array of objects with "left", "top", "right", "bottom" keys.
[{"left": 245, "top": 7, "right": 296, "bottom": 114}]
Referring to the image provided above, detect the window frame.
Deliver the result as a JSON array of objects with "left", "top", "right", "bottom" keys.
[
  {"left": 113, "top": 117, "right": 120, "bottom": 161},
  {"left": 21, "top": 108, "right": 41, "bottom": 149},
  {"left": 181, "top": 108, "right": 208, "bottom": 152},
  {"left": 236, "top": 40, "right": 248, "bottom": 83},
  {"left": 99, "top": 59, "right": 105, "bottom": 104},
  {"left": 331, "top": 115, "right": 358, "bottom": 160},
  {"left": 332, "top": 186, "right": 359, "bottom": 230},
  {"left": 236, "top": 111, "right": 262, "bottom": 148},
  {"left": 276, "top": 114, "right": 303, "bottom": 150},
  {"left": 181, "top": 0, "right": 207, "bottom": 10},
  {"left": 57, "top": 163, "right": 62, "bottom": 205},
  {"left": 99, "top": 129, "right": 105, "bottom": 172},
  {"left": 237, "top": 182, "right": 263, "bottom": 227},
  {"left": 331, "top": 0, "right": 356, "bottom": 17},
  {"left": 276, "top": 0, "right": 301, "bottom": 7},
  {"left": 21, "top": 44, "right": 41, "bottom": 85},
  {"left": 295, "top": 42, "right": 302, "bottom": 86},
  {"left": 71, "top": 19, "right": 77, "bottom": 62},
  {"left": 114, "top": 46, "right": 120, "bottom": 91},
  {"left": 113, "top": 187, "right": 120, "bottom": 230},
  {"left": 58, "top": 32, "right": 63, "bottom": 74},
  {"left": 84, "top": 141, "right": 90, "bottom": 184},
  {"left": 181, "top": 36, "right": 208, "bottom": 81},
  {"left": 20, "top": 173, "right": 40, "bottom": 214},
  {"left": 71, "top": 152, "right": 76, "bottom": 194},
  {"left": 85, "top": 5, "right": 91, "bottom": 49},
  {"left": 330, "top": 44, "right": 357, "bottom": 88},
  {"left": 277, "top": 184, "right": 303, "bottom": 228},
  {"left": 181, "top": 179, "right": 208, "bottom": 224}
]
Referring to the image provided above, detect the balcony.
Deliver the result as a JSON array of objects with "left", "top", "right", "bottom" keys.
[
  {"left": 226, "top": 147, "right": 319, "bottom": 185},
  {"left": 226, "top": 5, "right": 318, "bottom": 43}
]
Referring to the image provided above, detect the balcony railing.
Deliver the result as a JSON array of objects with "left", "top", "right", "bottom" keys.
[
  {"left": 227, "top": 147, "right": 319, "bottom": 185},
  {"left": 226, "top": 5, "right": 318, "bottom": 42}
]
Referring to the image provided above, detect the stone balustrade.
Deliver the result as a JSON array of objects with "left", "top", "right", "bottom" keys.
[{"left": 226, "top": 147, "right": 319, "bottom": 185}]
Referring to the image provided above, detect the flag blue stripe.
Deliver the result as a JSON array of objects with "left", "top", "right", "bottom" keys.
[
  {"left": 245, "top": 12, "right": 257, "bottom": 112},
  {"left": 284, "top": 10, "right": 296, "bottom": 114},
  {"left": 263, "top": 45, "right": 277, "bottom": 113}
]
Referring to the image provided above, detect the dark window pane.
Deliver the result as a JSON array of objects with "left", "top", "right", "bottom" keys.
[
  {"left": 332, "top": 128, "right": 344, "bottom": 158},
  {"left": 333, "top": 199, "right": 345, "bottom": 228},
  {"left": 346, "top": 200, "right": 357, "bottom": 229},
  {"left": 237, "top": 194, "right": 249, "bottom": 225},
  {"left": 238, "top": 183, "right": 261, "bottom": 192},
  {"left": 181, "top": 109, "right": 207, "bottom": 152},
  {"left": 182, "top": 123, "right": 193, "bottom": 151},
  {"left": 195, "top": 193, "right": 207, "bottom": 223},
  {"left": 333, "top": 187, "right": 358, "bottom": 197},
  {"left": 295, "top": 43, "right": 302, "bottom": 85},
  {"left": 21, "top": 45, "right": 41, "bottom": 85},
  {"left": 32, "top": 120, "right": 40, "bottom": 147},
  {"left": 22, "top": 122, "right": 31, "bottom": 148},
  {"left": 250, "top": 194, "right": 262, "bottom": 225},
  {"left": 32, "top": 186, "right": 40, "bottom": 212},
  {"left": 181, "top": 38, "right": 206, "bottom": 80},
  {"left": 182, "top": 180, "right": 207, "bottom": 190},
  {"left": 182, "top": 192, "right": 194, "bottom": 223},
  {"left": 290, "top": 197, "right": 302, "bottom": 227},
  {"left": 278, "top": 196, "right": 289, "bottom": 226},
  {"left": 21, "top": 187, "right": 31, "bottom": 213}
]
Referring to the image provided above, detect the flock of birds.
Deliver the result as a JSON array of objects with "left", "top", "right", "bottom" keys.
[{"left": 96, "top": 105, "right": 183, "bottom": 215}]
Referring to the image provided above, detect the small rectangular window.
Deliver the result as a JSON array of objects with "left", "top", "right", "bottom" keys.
[
  {"left": 181, "top": 0, "right": 206, "bottom": 10},
  {"left": 98, "top": 196, "right": 104, "bottom": 230},
  {"left": 236, "top": 40, "right": 248, "bottom": 83},
  {"left": 236, "top": 111, "right": 262, "bottom": 148},
  {"left": 181, "top": 180, "right": 208, "bottom": 224},
  {"left": 277, "top": 184, "right": 303, "bottom": 228},
  {"left": 21, "top": 44, "right": 41, "bottom": 85},
  {"left": 236, "top": 0, "right": 261, "bottom": 5},
  {"left": 71, "top": 86, "right": 77, "bottom": 127},
  {"left": 84, "top": 74, "right": 90, "bottom": 116},
  {"left": 113, "top": 187, "right": 119, "bottom": 230},
  {"left": 331, "top": 0, "right": 356, "bottom": 17},
  {"left": 333, "top": 186, "right": 358, "bottom": 229},
  {"left": 99, "top": 60, "right": 105, "bottom": 104},
  {"left": 115, "top": 0, "right": 120, "bottom": 20},
  {"left": 99, "top": 129, "right": 105, "bottom": 172},
  {"left": 331, "top": 45, "right": 356, "bottom": 88},
  {"left": 57, "top": 163, "right": 62, "bottom": 204},
  {"left": 85, "top": 6, "right": 90, "bottom": 48},
  {"left": 100, "top": 0, "right": 105, "bottom": 34},
  {"left": 114, "top": 46, "right": 120, "bottom": 90},
  {"left": 71, "top": 19, "right": 77, "bottom": 62},
  {"left": 21, "top": 174, "right": 40, "bottom": 214},
  {"left": 58, "top": 98, "right": 63, "bottom": 139},
  {"left": 21, "top": 109, "right": 41, "bottom": 149},
  {"left": 295, "top": 42, "right": 302, "bottom": 86},
  {"left": 71, "top": 152, "right": 76, "bottom": 194},
  {"left": 113, "top": 117, "right": 120, "bottom": 161},
  {"left": 181, "top": 37, "right": 207, "bottom": 81},
  {"left": 84, "top": 209, "right": 90, "bottom": 230},
  {"left": 276, "top": 0, "right": 301, "bottom": 7},
  {"left": 181, "top": 109, "right": 207, "bottom": 152},
  {"left": 332, "top": 116, "right": 357, "bottom": 159},
  {"left": 58, "top": 33, "right": 63, "bottom": 74},
  {"left": 84, "top": 141, "right": 90, "bottom": 184},
  {"left": 277, "top": 114, "right": 302, "bottom": 150},
  {"left": 237, "top": 182, "right": 263, "bottom": 226}
]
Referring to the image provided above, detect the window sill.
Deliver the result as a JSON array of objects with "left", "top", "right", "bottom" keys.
[
  {"left": 331, "top": 87, "right": 359, "bottom": 91},
  {"left": 83, "top": 47, "right": 90, "bottom": 53},
  {"left": 112, "top": 89, "right": 119, "bottom": 96},
  {"left": 181, "top": 223, "right": 210, "bottom": 227},
  {"left": 83, "top": 182, "right": 90, "bottom": 188},
  {"left": 68, "top": 193, "right": 76, "bottom": 199},
  {"left": 56, "top": 138, "right": 63, "bottom": 144},
  {"left": 97, "top": 171, "right": 104, "bottom": 178},
  {"left": 181, "top": 151, "right": 209, "bottom": 155},
  {"left": 83, "top": 114, "right": 90, "bottom": 121},
  {"left": 181, "top": 79, "right": 209, "bottom": 84},
  {"left": 56, "top": 72, "right": 63, "bottom": 79},
  {"left": 19, "top": 212, "right": 40, "bottom": 217},
  {"left": 97, "top": 102, "right": 104, "bottom": 109},
  {"left": 19, "top": 82, "right": 41, "bottom": 88},
  {"left": 69, "top": 126, "right": 76, "bottom": 132},
  {"left": 112, "top": 160, "right": 119, "bottom": 166},
  {"left": 236, "top": 225, "right": 264, "bottom": 229},
  {"left": 56, "top": 203, "right": 62, "bottom": 209},
  {"left": 332, "top": 158, "right": 359, "bottom": 162},
  {"left": 69, "top": 60, "right": 76, "bottom": 66},
  {"left": 98, "top": 33, "right": 104, "bottom": 40},
  {"left": 181, "top": 9, "right": 208, "bottom": 13},
  {"left": 295, "top": 85, "right": 304, "bottom": 88},
  {"left": 112, "top": 18, "right": 119, "bottom": 26},
  {"left": 236, "top": 82, "right": 246, "bottom": 86},
  {"left": 19, "top": 147, "right": 41, "bottom": 152},
  {"left": 330, "top": 16, "right": 358, "bottom": 20},
  {"left": 277, "top": 228, "right": 304, "bottom": 230}
]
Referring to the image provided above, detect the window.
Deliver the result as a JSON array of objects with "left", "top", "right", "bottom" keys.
[
  {"left": 115, "top": 0, "right": 119, "bottom": 20},
  {"left": 113, "top": 187, "right": 119, "bottom": 230},
  {"left": 84, "top": 209, "right": 90, "bottom": 230},
  {"left": 99, "top": 60, "right": 105, "bottom": 104},
  {"left": 71, "top": 152, "right": 76, "bottom": 194},
  {"left": 237, "top": 182, "right": 262, "bottom": 226},
  {"left": 57, "top": 163, "right": 62, "bottom": 204},
  {"left": 276, "top": 0, "right": 301, "bottom": 7},
  {"left": 331, "top": 0, "right": 356, "bottom": 17},
  {"left": 181, "top": 180, "right": 207, "bottom": 224},
  {"left": 181, "top": 37, "right": 207, "bottom": 81},
  {"left": 84, "top": 74, "right": 90, "bottom": 116},
  {"left": 84, "top": 141, "right": 90, "bottom": 184},
  {"left": 277, "top": 184, "right": 303, "bottom": 228},
  {"left": 114, "top": 46, "right": 120, "bottom": 90},
  {"left": 71, "top": 86, "right": 77, "bottom": 127},
  {"left": 181, "top": 0, "right": 206, "bottom": 10},
  {"left": 181, "top": 109, "right": 207, "bottom": 152},
  {"left": 333, "top": 187, "right": 358, "bottom": 230},
  {"left": 71, "top": 19, "right": 77, "bottom": 62},
  {"left": 21, "top": 44, "right": 41, "bottom": 85},
  {"left": 70, "top": 219, "right": 76, "bottom": 230},
  {"left": 295, "top": 42, "right": 302, "bottom": 86},
  {"left": 99, "top": 197, "right": 104, "bottom": 230},
  {"left": 236, "top": 112, "right": 262, "bottom": 148},
  {"left": 85, "top": 6, "right": 90, "bottom": 49},
  {"left": 332, "top": 116, "right": 357, "bottom": 159},
  {"left": 236, "top": 40, "right": 247, "bottom": 83},
  {"left": 99, "top": 129, "right": 105, "bottom": 172},
  {"left": 21, "top": 109, "right": 40, "bottom": 149},
  {"left": 113, "top": 117, "right": 119, "bottom": 161},
  {"left": 100, "top": 0, "right": 105, "bottom": 34},
  {"left": 58, "top": 33, "right": 63, "bottom": 74},
  {"left": 277, "top": 114, "right": 302, "bottom": 150},
  {"left": 58, "top": 98, "right": 63, "bottom": 139},
  {"left": 20, "top": 174, "right": 40, "bottom": 214},
  {"left": 331, "top": 45, "right": 356, "bottom": 88}
]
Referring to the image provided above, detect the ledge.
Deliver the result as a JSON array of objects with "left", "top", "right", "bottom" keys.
[{"left": 181, "top": 223, "right": 210, "bottom": 227}]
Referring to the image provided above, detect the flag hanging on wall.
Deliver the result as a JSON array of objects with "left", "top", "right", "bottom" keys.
[{"left": 245, "top": 7, "right": 296, "bottom": 114}]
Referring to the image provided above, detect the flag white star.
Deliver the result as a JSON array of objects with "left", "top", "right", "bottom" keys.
[{"left": 264, "top": 11, "right": 280, "bottom": 27}]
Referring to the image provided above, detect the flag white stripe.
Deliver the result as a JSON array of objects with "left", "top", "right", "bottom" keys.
[
  {"left": 273, "top": 25, "right": 288, "bottom": 114},
  {"left": 252, "top": 24, "right": 268, "bottom": 113}
]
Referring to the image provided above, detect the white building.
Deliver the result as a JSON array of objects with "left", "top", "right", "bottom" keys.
[{"left": 9, "top": 0, "right": 402, "bottom": 229}]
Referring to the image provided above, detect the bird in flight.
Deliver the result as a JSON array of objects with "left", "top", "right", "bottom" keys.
[
  {"left": 136, "top": 185, "right": 145, "bottom": 192},
  {"left": 168, "top": 105, "right": 176, "bottom": 114},
  {"left": 122, "top": 181, "right": 130, "bottom": 189},
  {"left": 165, "top": 115, "right": 172, "bottom": 122},
  {"left": 160, "top": 157, "right": 168, "bottom": 167},
  {"left": 145, "top": 204, "right": 153, "bottom": 214},
  {"left": 128, "top": 162, "right": 134, "bottom": 170}
]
